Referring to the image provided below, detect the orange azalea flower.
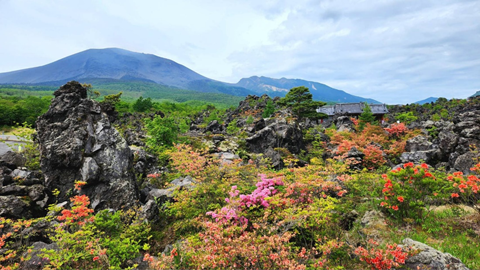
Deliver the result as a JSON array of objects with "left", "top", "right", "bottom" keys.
[{"left": 403, "top": 162, "right": 414, "bottom": 168}]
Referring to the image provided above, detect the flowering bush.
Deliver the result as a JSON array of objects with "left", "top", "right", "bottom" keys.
[
  {"left": 145, "top": 221, "right": 307, "bottom": 270},
  {"left": 384, "top": 123, "right": 408, "bottom": 138},
  {"left": 354, "top": 239, "right": 409, "bottom": 270},
  {"left": 447, "top": 163, "right": 480, "bottom": 203},
  {"left": 57, "top": 194, "right": 95, "bottom": 226},
  {"left": 206, "top": 175, "right": 284, "bottom": 224},
  {"left": 380, "top": 163, "right": 453, "bottom": 222},
  {"left": 326, "top": 122, "right": 418, "bottom": 169}
]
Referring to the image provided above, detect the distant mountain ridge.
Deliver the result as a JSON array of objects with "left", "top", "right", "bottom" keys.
[
  {"left": 414, "top": 97, "right": 439, "bottom": 105},
  {"left": 0, "top": 48, "right": 380, "bottom": 103},
  {"left": 236, "top": 76, "right": 380, "bottom": 104}
]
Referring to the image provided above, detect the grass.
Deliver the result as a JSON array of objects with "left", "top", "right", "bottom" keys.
[{"left": 383, "top": 205, "right": 480, "bottom": 269}]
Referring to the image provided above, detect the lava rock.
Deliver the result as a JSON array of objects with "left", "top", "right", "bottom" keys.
[
  {"left": 402, "top": 238, "right": 469, "bottom": 270},
  {"left": 35, "top": 81, "right": 139, "bottom": 211}
]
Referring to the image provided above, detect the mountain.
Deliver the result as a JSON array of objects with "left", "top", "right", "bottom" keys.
[
  {"left": 470, "top": 91, "right": 480, "bottom": 98},
  {"left": 0, "top": 48, "right": 379, "bottom": 103},
  {"left": 0, "top": 48, "right": 252, "bottom": 97},
  {"left": 414, "top": 97, "right": 439, "bottom": 105},
  {"left": 236, "top": 76, "right": 380, "bottom": 104}
]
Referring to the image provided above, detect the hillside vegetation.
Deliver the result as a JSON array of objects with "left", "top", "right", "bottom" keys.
[{"left": 1, "top": 84, "right": 479, "bottom": 270}]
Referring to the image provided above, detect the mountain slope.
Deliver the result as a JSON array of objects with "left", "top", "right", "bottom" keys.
[
  {"left": 414, "top": 97, "right": 439, "bottom": 105},
  {"left": 0, "top": 48, "right": 204, "bottom": 86},
  {"left": 236, "top": 76, "right": 380, "bottom": 103},
  {"left": 0, "top": 48, "right": 253, "bottom": 97},
  {"left": 470, "top": 91, "right": 480, "bottom": 98},
  {"left": 0, "top": 48, "right": 380, "bottom": 102}
]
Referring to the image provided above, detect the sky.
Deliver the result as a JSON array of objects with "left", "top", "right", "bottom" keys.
[{"left": 0, "top": 0, "right": 479, "bottom": 104}]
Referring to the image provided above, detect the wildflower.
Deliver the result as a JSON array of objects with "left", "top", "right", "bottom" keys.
[
  {"left": 451, "top": 193, "right": 459, "bottom": 198},
  {"left": 392, "top": 205, "right": 399, "bottom": 211},
  {"left": 397, "top": 196, "right": 404, "bottom": 203},
  {"left": 403, "top": 162, "right": 414, "bottom": 168},
  {"left": 424, "top": 172, "right": 434, "bottom": 178},
  {"left": 74, "top": 181, "right": 87, "bottom": 191},
  {"left": 421, "top": 163, "right": 428, "bottom": 169},
  {"left": 93, "top": 256, "right": 99, "bottom": 261}
]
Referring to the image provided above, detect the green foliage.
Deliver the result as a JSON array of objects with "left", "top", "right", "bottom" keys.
[
  {"left": 380, "top": 163, "right": 453, "bottom": 223},
  {"left": 245, "top": 115, "right": 254, "bottom": 125},
  {"left": 431, "top": 113, "right": 441, "bottom": 121},
  {"left": 427, "top": 125, "right": 439, "bottom": 139},
  {"left": 89, "top": 80, "right": 243, "bottom": 108},
  {"left": 145, "top": 115, "right": 180, "bottom": 159},
  {"left": 82, "top": 83, "right": 100, "bottom": 100},
  {"left": 0, "top": 96, "right": 51, "bottom": 126},
  {"left": 262, "top": 99, "right": 275, "bottom": 118},
  {"left": 226, "top": 119, "right": 240, "bottom": 135},
  {"left": 358, "top": 103, "right": 377, "bottom": 131},
  {"left": 101, "top": 92, "right": 123, "bottom": 106},
  {"left": 41, "top": 206, "right": 150, "bottom": 270},
  {"left": 277, "top": 86, "right": 326, "bottom": 119},
  {"left": 204, "top": 109, "right": 224, "bottom": 125},
  {"left": 132, "top": 96, "right": 153, "bottom": 112},
  {"left": 395, "top": 111, "right": 417, "bottom": 124}
]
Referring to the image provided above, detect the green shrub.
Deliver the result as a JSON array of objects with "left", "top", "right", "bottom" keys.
[{"left": 395, "top": 112, "right": 417, "bottom": 124}]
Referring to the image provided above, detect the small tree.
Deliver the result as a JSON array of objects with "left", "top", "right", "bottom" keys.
[
  {"left": 277, "top": 86, "right": 326, "bottom": 120},
  {"left": 133, "top": 97, "right": 153, "bottom": 112},
  {"left": 358, "top": 103, "right": 377, "bottom": 131},
  {"left": 101, "top": 92, "right": 123, "bottom": 107},
  {"left": 81, "top": 83, "right": 100, "bottom": 99},
  {"left": 262, "top": 99, "right": 275, "bottom": 118}
]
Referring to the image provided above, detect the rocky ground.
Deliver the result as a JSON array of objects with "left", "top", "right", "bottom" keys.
[{"left": 1, "top": 82, "right": 477, "bottom": 269}]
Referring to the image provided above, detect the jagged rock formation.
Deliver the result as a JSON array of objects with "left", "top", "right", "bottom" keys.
[
  {"left": 402, "top": 109, "right": 480, "bottom": 172},
  {"left": 225, "top": 94, "right": 279, "bottom": 122},
  {"left": 35, "top": 81, "right": 139, "bottom": 210}
]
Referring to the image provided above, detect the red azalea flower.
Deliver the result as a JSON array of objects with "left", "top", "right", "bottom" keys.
[{"left": 397, "top": 196, "right": 404, "bottom": 203}]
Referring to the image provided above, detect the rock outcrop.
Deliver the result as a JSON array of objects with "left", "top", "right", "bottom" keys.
[
  {"left": 0, "top": 152, "right": 48, "bottom": 218},
  {"left": 35, "top": 81, "right": 139, "bottom": 211},
  {"left": 245, "top": 118, "right": 304, "bottom": 155},
  {"left": 402, "top": 238, "right": 470, "bottom": 270}
]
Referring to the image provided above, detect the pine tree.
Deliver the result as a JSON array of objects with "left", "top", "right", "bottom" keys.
[
  {"left": 277, "top": 86, "right": 326, "bottom": 120},
  {"left": 358, "top": 103, "right": 377, "bottom": 131}
]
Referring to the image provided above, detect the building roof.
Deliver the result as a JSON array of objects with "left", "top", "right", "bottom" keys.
[{"left": 316, "top": 103, "right": 388, "bottom": 116}]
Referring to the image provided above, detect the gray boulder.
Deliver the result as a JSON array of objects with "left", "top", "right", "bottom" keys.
[
  {"left": 246, "top": 120, "right": 304, "bottom": 155},
  {"left": 402, "top": 238, "right": 469, "bottom": 270},
  {"left": 453, "top": 152, "right": 477, "bottom": 175},
  {"left": 0, "top": 151, "right": 26, "bottom": 169},
  {"left": 149, "top": 176, "right": 197, "bottom": 207},
  {"left": 335, "top": 116, "right": 355, "bottom": 132},
  {"left": 405, "top": 135, "right": 433, "bottom": 152},
  {"left": 0, "top": 195, "right": 30, "bottom": 218}
]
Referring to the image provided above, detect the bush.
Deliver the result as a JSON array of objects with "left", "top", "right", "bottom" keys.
[{"left": 379, "top": 163, "right": 453, "bottom": 223}]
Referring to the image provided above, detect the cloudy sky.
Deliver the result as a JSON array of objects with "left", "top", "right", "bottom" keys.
[{"left": 0, "top": 0, "right": 479, "bottom": 104}]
